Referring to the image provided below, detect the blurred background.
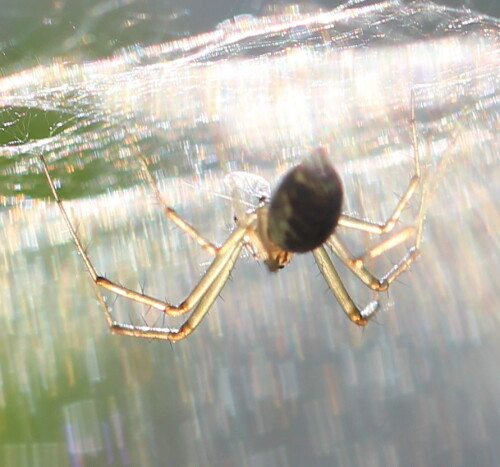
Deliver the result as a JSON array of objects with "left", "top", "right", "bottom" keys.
[{"left": 0, "top": 1, "right": 499, "bottom": 466}]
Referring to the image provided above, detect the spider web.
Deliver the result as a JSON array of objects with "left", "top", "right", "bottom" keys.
[
  {"left": 0, "top": 3, "right": 498, "bottom": 464},
  {"left": 0, "top": 0, "right": 498, "bottom": 332},
  {"left": 0, "top": 1, "right": 497, "bottom": 195},
  {"left": 0, "top": 1, "right": 497, "bottom": 190}
]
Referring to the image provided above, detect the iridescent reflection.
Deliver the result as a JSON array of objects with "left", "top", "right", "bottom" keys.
[{"left": 0, "top": 2, "right": 499, "bottom": 467}]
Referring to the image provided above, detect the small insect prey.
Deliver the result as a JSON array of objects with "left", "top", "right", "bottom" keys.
[{"left": 41, "top": 130, "right": 426, "bottom": 341}]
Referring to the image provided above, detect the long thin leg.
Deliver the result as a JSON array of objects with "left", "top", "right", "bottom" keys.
[
  {"left": 106, "top": 240, "right": 244, "bottom": 341},
  {"left": 40, "top": 155, "right": 253, "bottom": 339},
  {"left": 330, "top": 88, "right": 465, "bottom": 293},
  {"left": 314, "top": 88, "right": 468, "bottom": 325},
  {"left": 313, "top": 245, "right": 379, "bottom": 326},
  {"left": 136, "top": 153, "right": 219, "bottom": 256},
  {"left": 95, "top": 225, "right": 249, "bottom": 314},
  {"left": 327, "top": 226, "right": 421, "bottom": 292},
  {"left": 338, "top": 91, "right": 421, "bottom": 235},
  {"left": 337, "top": 159, "right": 419, "bottom": 234},
  {"left": 328, "top": 90, "right": 425, "bottom": 290}
]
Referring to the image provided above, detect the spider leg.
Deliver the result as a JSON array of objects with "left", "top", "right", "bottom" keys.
[
  {"left": 338, "top": 92, "right": 422, "bottom": 235},
  {"left": 95, "top": 224, "right": 249, "bottom": 315},
  {"left": 136, "top": 153, "right": 219, "bottom": 256},
  {"left": 338, "top": 89, "right": 424, "bottom": 237},
  {"left": 336, "top": 184, "right": 419, "bottom": 235},
  {"left": 330, "top": 85, "right": 468, "bottom": 295},
  {"left": 327, "top": 221, "right": 422, "bottom": 292},
  {"left": 40, "top": 156, "right": 100, "bottom": 281},
  {"left": 329, "top": 174, "right": 427, "bottom": 293},
  {"left": 330, "top": 187, "right": 428, "bottom": 293},
  {"left": 328, "top": 89, "right": 429, "bottom": 291},
  {"left": 40, "top": 154, "right": 253, "bottom": 340},
  {"left": 313, "top": 245, "right": 379, "bottom": 326},
  {"left": 104, "top": 237, "right": 245, "bottom": 341}
]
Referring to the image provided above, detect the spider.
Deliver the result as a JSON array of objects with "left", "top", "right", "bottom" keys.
[{"left": 40, "top": 107, "right": 427, "bottom": 341}]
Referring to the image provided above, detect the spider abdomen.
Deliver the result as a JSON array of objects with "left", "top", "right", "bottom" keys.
[{"left": 267, "top": 148, "right": 343, "bottom": 253}]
